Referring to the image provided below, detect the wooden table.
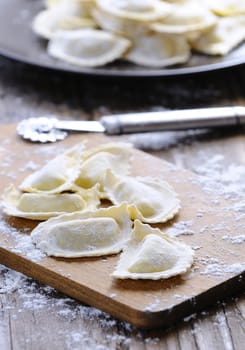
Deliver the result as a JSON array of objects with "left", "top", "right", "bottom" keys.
[{"left": 0, "top": 56, "right": 244, "bottom": 349}]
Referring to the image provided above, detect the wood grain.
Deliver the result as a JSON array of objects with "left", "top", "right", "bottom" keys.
[
  {"left": 0, "top": 125, "right": 244, "bottom": 328},
  {"left": 0, "top": 55, "right": 244, "bottom": 349}
]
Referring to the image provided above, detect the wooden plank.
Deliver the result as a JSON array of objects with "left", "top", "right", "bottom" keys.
[
  {"left": 0, "top": 124, "right": 244, "bottom": 328},
  {"left": 225, "top": 296, "right": 245, "bottom": 350}
]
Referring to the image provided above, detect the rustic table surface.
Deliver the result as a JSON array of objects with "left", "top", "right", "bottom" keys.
[{"left": 0, "top": 55, "right": 244, "bottom": 350}]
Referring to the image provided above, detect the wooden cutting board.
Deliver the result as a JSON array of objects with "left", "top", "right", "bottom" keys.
[{"left": 0, "top": 124, "right": 244, "bottom": 328}]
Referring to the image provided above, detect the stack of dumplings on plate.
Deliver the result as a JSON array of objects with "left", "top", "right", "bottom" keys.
[
  {"left": 2, "top": 141, "right": 194, "bottom": 280},
  {"left": 31, "top": 0, "right": 245, "bottom": 68}
]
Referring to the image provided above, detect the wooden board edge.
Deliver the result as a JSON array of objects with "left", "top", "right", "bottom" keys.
[
  {"left": 145, "top": 272, "right": 245, "bottom": 329},
  {"left": 1, "top": 246, "right": 244, "bottom": 329}
]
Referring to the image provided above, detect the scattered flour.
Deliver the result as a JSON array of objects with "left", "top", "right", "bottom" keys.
[
  {"left": 19, "top": 160, "right": 39, "bottom": 172},
  {"left": 222, "top": 234, "right": 245, "bottom": 244},
  {"left": 0, "top": 136, "right": 244, "bottom": 343},
  {"left": 191, "top": 153, "right": 245, "bottom": 201},
  {"left": 0, "top": 210, "right": 45, "bottom": 262},
  {"left": 201, "top": 263, "right": 245, "bottom": 277},
  {"left": 0, "top": 268, "right": 23, "bottom": 293},
  {"left": 144, "top": 297, "right": 161, "bottom": 312},
  {"left": 166, "top": 220, "right": 194, "bottom": 236},
  {"left": 0, "top": 265, "right": 132, "bottom": 347},
  {"left": 129, "top": 129, "right": 207, "bottom": 151}
]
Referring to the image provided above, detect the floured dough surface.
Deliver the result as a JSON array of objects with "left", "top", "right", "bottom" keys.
[
  {"left": 104, "top": 170, "right": 180, "bottom": 223},
  {"left": 75, "top": 142, "right": 133, "bottom": 195},
  {"left": 112, "top": 220, "right": 194, "bottom": 280},
  {"left": 19, "top": 142, "right": 85, "bottom": 193},
  {"left": 2, "top": 184, "right": 100, "bottom": 220},
  {"left": 31, "top": 203, "right": 132, "bottom": 257}
]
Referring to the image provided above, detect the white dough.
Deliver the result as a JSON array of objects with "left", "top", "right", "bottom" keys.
[
  {"left": 104, "top": 170, "right": 180, "bottom": 223},
  {"left": 31, "top": 203, "right": 132, "bottom": 257},
  {"left": 2, "top": 184, "right": 100, "bottom": 220},
  {"left": 112, "top": 220, "right": 194, "bottom": 280}
]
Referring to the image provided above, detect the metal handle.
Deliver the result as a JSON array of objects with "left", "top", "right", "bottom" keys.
[{"left": 101, "top": 106, "right": 245, "bottom": 134}]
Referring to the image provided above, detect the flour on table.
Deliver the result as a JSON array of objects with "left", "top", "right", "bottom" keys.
[
  {"left": 0, "top": 209, "right": 45, "bottom": 262},
  {"left": 201, "top": 262, "right": 245, "bottom": 277},
  {"left": 0, "top": 264, "right": 132, "bottom": 347},
  {"left": 166, "top": 220, "right": 194, "bottom": 236},
  {"left": 222, "top": 234, "right": 245, "bottom": 244},
  {"left": 19, "top": 161, "right": 39, "bottom": 172},
  {"left": 0, "top": 135, "right": 244, "bottom": 338}
]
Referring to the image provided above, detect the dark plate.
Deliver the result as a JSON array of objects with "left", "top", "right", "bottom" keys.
[{"left": 1, "top": 0, "right": 245, "bottom": 77}]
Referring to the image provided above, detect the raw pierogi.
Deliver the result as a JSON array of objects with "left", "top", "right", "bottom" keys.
[
  {"left": 190, "top": 15, "right": 245, "bottom": 55},
  {"left": 104, "top": 170, "right": 180, "bottom": 223},
  {"left": 95, "top": 0, "right": 171, "bottom": 21},
  {"left": 75, "top": 142, "right": 132, "bottom": 195},
  {"left": 31, "top": 203, "right": 132, "bottom": 257},
  {"left": 19, "top": 142, "right": 85, "bottom": 193},
  {"left": 48, "top": 29, "right": 131, "bottom": 67},
  {"left": 112, "top": 220, "right": 194, "bottom": 280},
  {"left": 2, "top": 184, "right": 100, "bottom": 220}
]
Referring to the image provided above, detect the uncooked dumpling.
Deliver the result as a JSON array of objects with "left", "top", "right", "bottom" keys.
[
  {"left": 125, "top": 31, "right": 190, "bottom": 67},
  {"left": 91, "top": 7, "right": 148, "bottom": 38},
  {"left": 112, "top": 219, "right": 194, "bottom": 280},
  {"left": 150, "top": 0, "right": 216, "bottom": 35},
  {"left": 75, "top": 142, "right": 132, "bottom": 195},
  {"left": 204, "top": 0, "right": 245, "bottom": 16},
  {"left": 31, "top": 203, "right": 132, "bottom": 257},
  {"left": 104, "top": 170, "right": 180, "bottom": 223},
  {"left": 2, "top": 184, "right": 100, "bottom": 220},
  {"left": 190, "top": 15, "right": 245, "bottom": 55},
  {"left": 95, "top": 0, "right": 172, "bottom": 22},
  {"left": 32, "top": 10, "right": 96, "bottom": 40},
  {"left": 19, "top": 143, "right": 84, "bottom": 194},
  {"left": 33, "top": 0, "right": 95, "bottom": 39},
  {"left": 47, "top": 29, "right": 131, "bottom": 67}
]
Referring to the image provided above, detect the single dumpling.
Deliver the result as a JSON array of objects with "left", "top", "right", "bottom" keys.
[
  {"left": 91, "top": 7, "right": 149, "bottom": 38},
  {"left": 47, "top": 28, "right": 131, "bottom": 67},
  {"left": 104, "top": 170, "right": 180, "bottom": 223},
  {"left": 95, "top": 0, "right": 172, "bottom": 22},
  {"left": 204, "top": 0, "right": 245, "bottom": 16},
  {"left": 2, "top": 184, "right": 100, "bottom": 220},
  {"left": 19, "top": 143, "right": 85, "bottom": 194},
  {"left": 189, "top": 15, "right": 245, "bottom": 55},
  {"left": 33, "top": 0, "right": 95, "bottom": 40},
  {"left": 31, "top": 203, "right": 132, "bottom": 257},
  {"left": 112, "top": 219, "right": 194, "bottom": 280},
  {"left": 150, "top": 0, "right": 217, "bottom": 35},
  {"left": 56, "top": 16, "right": 96, "bottom": 32},
  {"left": 75, "top": 142, "right": 132, "bottom": 195},
  {"left": 125, "top": 31, "right": 190, "bottom": 67},
  {"left": 32, "top": 10, "right": 96, "bottom": 40}
]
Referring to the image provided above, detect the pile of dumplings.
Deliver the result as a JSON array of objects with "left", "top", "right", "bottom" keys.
[
  {"left": 2, "top": 141, "right": 194, "bottom": 280},
  {"left": 31, "top": 0, "right": 245, "bottom": 68}
]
